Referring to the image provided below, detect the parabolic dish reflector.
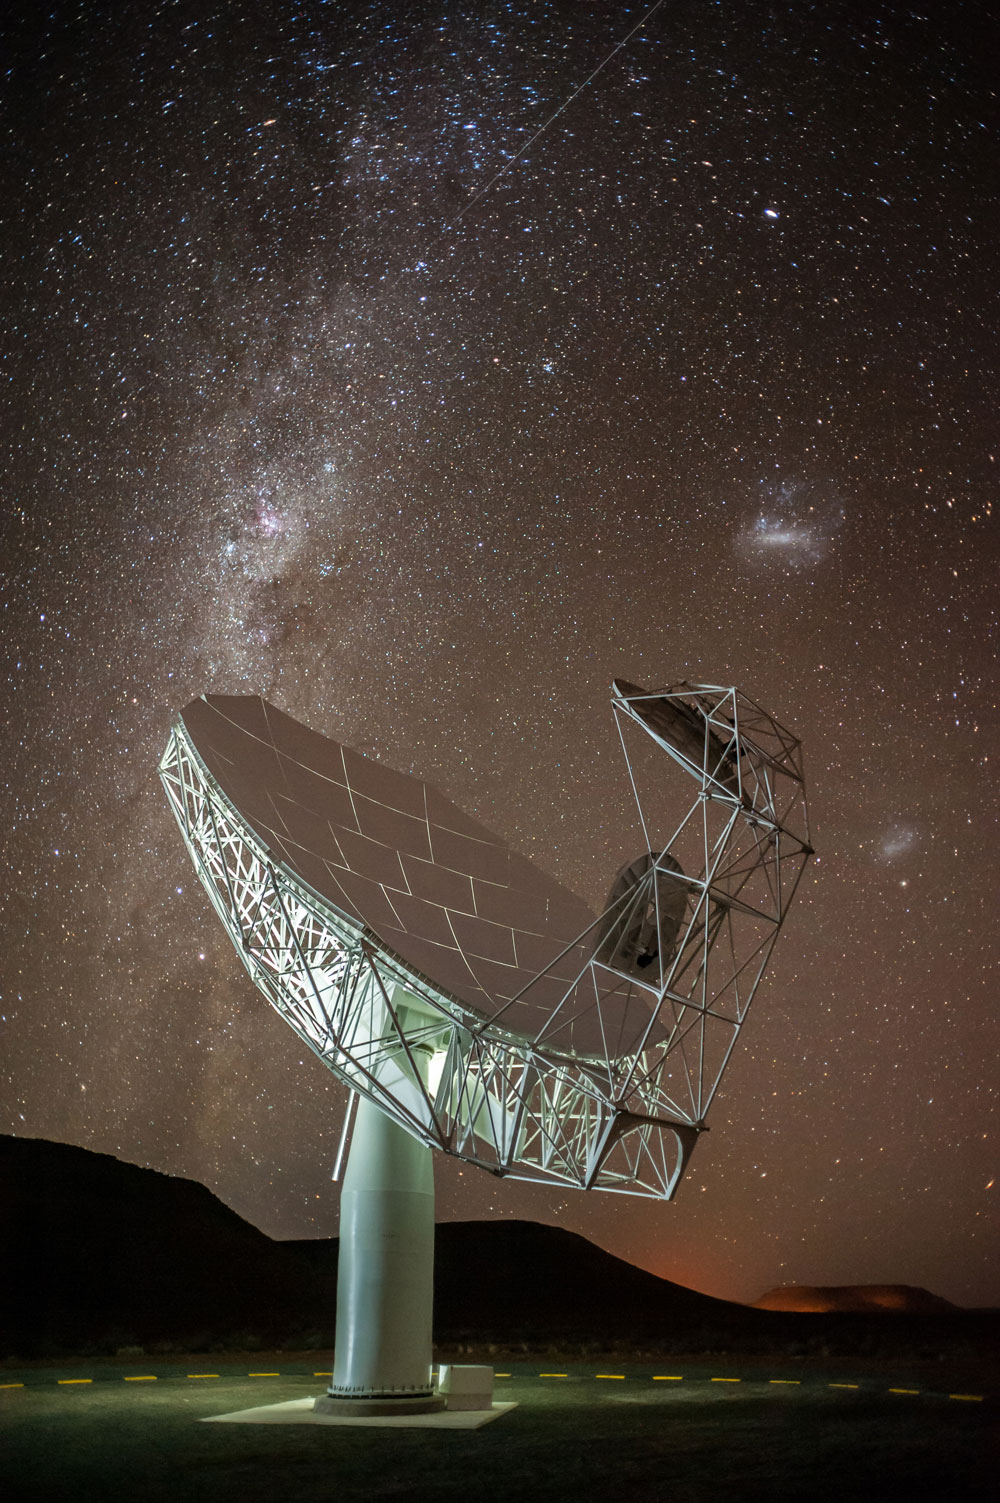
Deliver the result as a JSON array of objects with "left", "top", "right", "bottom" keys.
[{"left": 160, "top": 683, "right": 812, "bottom": 1199}]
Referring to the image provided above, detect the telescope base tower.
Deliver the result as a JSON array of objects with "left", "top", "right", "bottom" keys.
[{"left": 313, "top": 1088, "right": 444, "bottom": 1418}]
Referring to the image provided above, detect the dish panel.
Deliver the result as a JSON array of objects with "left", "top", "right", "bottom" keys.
[{"left": 181, "top": 696, "right": 662, "bottom": 1055}]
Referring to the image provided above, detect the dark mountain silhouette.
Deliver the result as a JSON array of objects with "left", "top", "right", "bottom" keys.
[
  {"left": 0, "top": 1130, "right": 751, "bottom": 1358},
  {"left": 0, "top": 1135, "right": 754, "bottom": 1357},
  {"left": 432, "top": 1218, "right": 751, "bottom": 1341},
  {"left": 1, "top": 1135, "right": 988, "bottom": 1364},
  {"left": 754, "top": 1285, "right": 957, "bottom": 1314},
  {"left": 1, "top": 1134, "right": 322, "bottom": 1356}
]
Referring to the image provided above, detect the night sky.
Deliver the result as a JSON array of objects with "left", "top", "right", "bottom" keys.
[{"left": 3, "top": 1, "right": 997, "bottom": 1308}]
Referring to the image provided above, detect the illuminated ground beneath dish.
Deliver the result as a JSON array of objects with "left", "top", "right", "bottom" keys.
[{"left": 1, "top": 1360, "right": 990, "bottom": 1502}]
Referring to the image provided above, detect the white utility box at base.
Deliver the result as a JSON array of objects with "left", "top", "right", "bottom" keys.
[{"left": 437, "top": 1364, "right": 494, "bottom": 1411}]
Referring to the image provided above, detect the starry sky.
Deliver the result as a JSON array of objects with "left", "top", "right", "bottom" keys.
[{"left": 2, "top": 0, "right": 997, "bottom": 1307}]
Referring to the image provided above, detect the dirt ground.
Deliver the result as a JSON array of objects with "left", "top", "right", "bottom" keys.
[{"left": 2, "top": 1356, "right": 995, "bottom": 1502}]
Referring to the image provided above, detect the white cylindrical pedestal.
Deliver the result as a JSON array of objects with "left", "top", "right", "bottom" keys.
[{"left": 314, "top": 1088, "right": 442, "bottom": 1416}]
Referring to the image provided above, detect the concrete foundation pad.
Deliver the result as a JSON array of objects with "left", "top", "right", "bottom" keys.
[{"left": 203, "top": 1396, "right": 517, "bottom": 1430}]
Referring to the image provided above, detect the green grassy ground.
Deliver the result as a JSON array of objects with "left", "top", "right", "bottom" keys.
[{"left": 1, "top": 1358, "right": 994, "bottom": 1502}]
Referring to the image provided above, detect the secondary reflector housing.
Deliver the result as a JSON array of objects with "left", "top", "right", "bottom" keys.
[{"left": 159, "top": 681, "right": 812, "bottom": 1200}]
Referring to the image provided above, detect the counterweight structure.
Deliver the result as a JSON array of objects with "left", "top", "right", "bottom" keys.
[{"left": 160, "top": 680, "right": 811, "bottom": 1410}]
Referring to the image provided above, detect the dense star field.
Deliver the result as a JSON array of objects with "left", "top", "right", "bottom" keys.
[{"left": 2, "top": 1, "right": 996, "bottom": 1306}]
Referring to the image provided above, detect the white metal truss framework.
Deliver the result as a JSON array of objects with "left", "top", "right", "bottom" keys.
[{"left": 160, "top": 682, "right": 811, "bottom": 1201}]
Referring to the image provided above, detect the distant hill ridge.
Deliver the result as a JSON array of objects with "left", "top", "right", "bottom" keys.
[
  {"left": 1, "top": 1136, "right": 976, "bottom": 1361},
  {"left": 0, "top": 1134, "right": 749, "bottom": 1357},
  {"left": 754, "top": 1285, "right": 957, "bottom": 1314}
]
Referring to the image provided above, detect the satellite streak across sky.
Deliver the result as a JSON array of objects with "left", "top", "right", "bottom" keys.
[{"left": 1, "top": 1, "right": 996, "bottom": 1306}]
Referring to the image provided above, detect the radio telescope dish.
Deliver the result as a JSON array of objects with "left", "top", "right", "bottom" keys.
[{"left": 159, "top": 680, "right": 811, "bottom": 1413}]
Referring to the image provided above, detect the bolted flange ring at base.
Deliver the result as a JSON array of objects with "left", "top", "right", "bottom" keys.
[{"left": 313, "top": 1392, "right": 446, "bottom": 1417}]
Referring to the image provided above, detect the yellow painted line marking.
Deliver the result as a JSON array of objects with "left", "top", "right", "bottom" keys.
[
  {"left": 123, "top": 1376, "right": 157, "bottom": 1382},
  {"left": 711, "top": 1377, "right": 740, "bottom": 1383},
  {"left": 248, "top": 1373, "right": 281, "bottom": 1378},
  {"left": 652, "top": 1376, "right": 683, "bottom": 1381},
  {"left": 58, "top": 1379, "right": 92, "bottom": 1385},
  {"left": 949, "top": 1394, "right": 983, "bottom": 1402},
  {"left": 495, "top": 1373, "right": 511, "bottom": 1378},
  {"left": 595, "top": 1374, "right": 625, "bottom": 1380},
  {"left": 187, "top": 1375, "right": 219, "bottom": 1380},
  {"left": 540, "top": 1373, "right": 568, "bottom": 1378},
  {"left": 1, "top": 1382, "right": 25, "bottom": 1389},
  {"left": 770, "top": 1379, "right": 800, "bottom": 1385},
  {"left": 829, "top": 1383, "right": 859, "bottom": 1389},
  {"left": 889, "top": 1388, "right": 920, "bottom": 1395},
  {"left": 313, "top": 1372, "right": 332, "bottom": 1377}
]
